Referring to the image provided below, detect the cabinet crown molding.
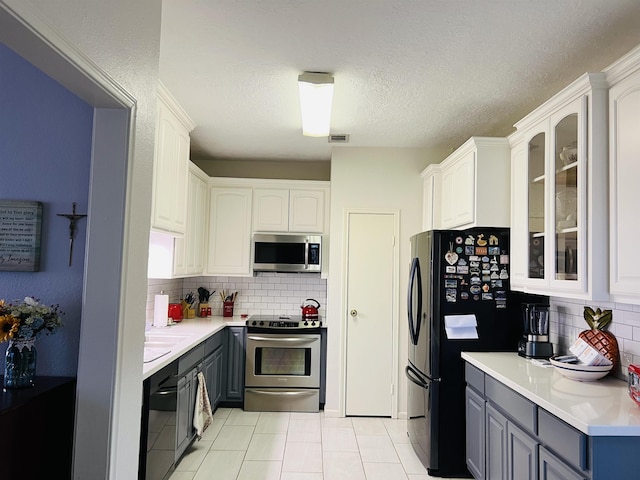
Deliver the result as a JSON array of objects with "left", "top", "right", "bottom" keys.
[
  {"left": 158, "top": 80, "right": 196, "bottom": 131},
  {"left": 513, "top": 72, "right": 606, "bottom": 133},
  {"left": 605, "top": 43, "right": 640, "bottom": 86}
]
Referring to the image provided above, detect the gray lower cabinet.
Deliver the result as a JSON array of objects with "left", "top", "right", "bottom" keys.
[
  {"left": 486, "top": 402, "right": 507, "bottom": 480},
  {"left": 224, "top": 326, "right": 246, "bottom": 403},
  {"left": 204, "top": 347, "right": 224, "bottom": 408},
  {"left": 507, "top": 420, "right": 538, "bottom": 480},
  {"left": 466, "top": 386, "right": 486, "bottom": 480},
  {"left": 176, "top": 365, "right": 198, "bottom": 461},
  {"left": 464, "top": 362, "right": 588, "bottom": 480},
  {"left": 540, "top": 447, "right": 587, "bottom": 480},
  {"left": 204, "top": 330, "right": 225, "bottom": 409}
]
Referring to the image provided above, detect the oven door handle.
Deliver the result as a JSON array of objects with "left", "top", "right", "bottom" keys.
[
  {"left": 247, "top": 335, "right": 318, "bottom": 344},
  {"left": 246, "top": 389, "right": 317, "bottom": 396}
]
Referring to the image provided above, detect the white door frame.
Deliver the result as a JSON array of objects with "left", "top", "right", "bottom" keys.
[
  {"left": 340, "top": 208, "right": 400, "bottom": 418},
  {"left": 0, "top": 2, "right": 143, "bottom": 478}
]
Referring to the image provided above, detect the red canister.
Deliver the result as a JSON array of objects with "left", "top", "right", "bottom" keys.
[
  {"left": 168, "top": 303, "right": 183, "bottom": 322},
  {"left": 628, "top": 364, "right": 640, "bottom": 406}
]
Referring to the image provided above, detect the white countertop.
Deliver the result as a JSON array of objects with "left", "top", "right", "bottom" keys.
[
  {"left": 461, "top": 351, "right": 640, "bottom": 436},
  {"left": 142, "top": 316, "right": 246, "bottom": 379}
]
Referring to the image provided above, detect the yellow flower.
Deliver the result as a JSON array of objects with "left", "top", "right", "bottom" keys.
[{"left": 0, "top": 314, "right": 20, "bottom": 342}]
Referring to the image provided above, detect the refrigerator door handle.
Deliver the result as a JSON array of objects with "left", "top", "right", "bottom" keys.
[
  {"left": 405, "top": 364, "right": 430, "bottom": 390},
  {"left": 407, "top": 257, "right": 423, "bottom": 345}
]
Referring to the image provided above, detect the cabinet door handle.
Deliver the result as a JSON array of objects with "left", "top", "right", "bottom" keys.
[
  {"left": 247, "top": 335, "right": 318, "bottom": 344},
  {"left": 246, "top": 389, "right": 317, "bottom": 397}
]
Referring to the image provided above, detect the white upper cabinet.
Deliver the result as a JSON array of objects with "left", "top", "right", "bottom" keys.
[
  {"left": 421, "top": 164, "right": 441, "bottom": 231},
  {"left": 253, "top": 188, "right": 289, "bottom": 231},
  {"left": 421, "top": 137, "right": 510, "bottom": 230},
  {"left": 151, "top": 82, "right": 195, "bottom": 235},
  {"left": 253, "top": 185, "right": 327, "bottom": 233},
  {"left": 289, "top": 189, "right": 326, "bottom": 233},
  {"left": 206, "top": 182, "right": 253, "bottom": 277},
  {"left": 173, "top": 163, "right": 209, "bottom": 277},
  {"left": 607, "top": 46, "right": 640, "bottom": 304},
  {"left": 509, "top": 73, "right": 609, "bottom": 300}
]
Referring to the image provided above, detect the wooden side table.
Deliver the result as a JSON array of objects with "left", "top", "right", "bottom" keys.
[{"left": 0, "top": 376, "right": 76, "bottom": 479}]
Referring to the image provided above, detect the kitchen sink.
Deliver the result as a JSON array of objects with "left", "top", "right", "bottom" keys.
[
  {"left": 144, "top": 333, "right": 190, "bottom": 347},
  {"left": 143, "top": 333, "right": 191, "bottom": 363}
]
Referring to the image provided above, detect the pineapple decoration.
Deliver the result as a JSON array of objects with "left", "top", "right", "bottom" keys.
[{"left": 580, "top": 307, "right": 619, "bottom": 370}]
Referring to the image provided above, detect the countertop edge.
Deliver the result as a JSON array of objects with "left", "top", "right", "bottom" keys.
[
  {"left": 142, "top": 317, "right": 246, "bottom": 379},
  {"left": 461, "top": 351, "right": 640, "bottom": 436}
]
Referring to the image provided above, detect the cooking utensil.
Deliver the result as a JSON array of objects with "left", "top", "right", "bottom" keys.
[
  {"left": 198, "top": 287, "right": 211, "bottom": 303},
  {"left": 301, "top": 298, "right": 320, "bottom": 319}
]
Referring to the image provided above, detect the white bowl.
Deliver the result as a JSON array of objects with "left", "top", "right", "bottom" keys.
[{"left": 549, "top": 356, "right": 613, "bottom": 382}]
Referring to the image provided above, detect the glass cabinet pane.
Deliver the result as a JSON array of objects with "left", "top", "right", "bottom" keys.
[
  {"left": 554, "top": 114, "right": 578, "bottom": 280},
  {"left": 528, "top": 132, "right": 545, "bottom": 279}
]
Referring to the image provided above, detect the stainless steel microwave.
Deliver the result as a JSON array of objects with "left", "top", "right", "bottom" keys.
[{"left": 253, "top": 234, "right": 322, "bottom": 273}]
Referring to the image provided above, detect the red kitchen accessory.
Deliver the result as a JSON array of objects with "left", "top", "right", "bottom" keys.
[
  {"left": 168, "top": 303, "right": 183, "bottom": 322},
  {"left": 301, "top": 298, "right": 320, "bottom": 320},
  {"left": 628, "top": 365, "right": 640, "bottom": 406}
]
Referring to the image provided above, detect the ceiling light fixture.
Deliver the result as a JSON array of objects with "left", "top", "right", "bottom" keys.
[{"left": 298, "top": 71, "right": 334, "bottom": 137}]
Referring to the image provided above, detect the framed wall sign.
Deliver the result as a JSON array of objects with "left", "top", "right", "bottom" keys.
[{"left": 0, "top": 200, "right": 43, "bottom": 272}]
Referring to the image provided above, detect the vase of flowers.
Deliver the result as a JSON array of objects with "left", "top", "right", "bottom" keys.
[{"left": 0, "top": 297, "right": 64, "bottom": 389}]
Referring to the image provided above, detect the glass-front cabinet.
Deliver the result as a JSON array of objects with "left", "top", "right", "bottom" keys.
[{"left": 510, "top": 73, "right": 609, "bottom": 300}]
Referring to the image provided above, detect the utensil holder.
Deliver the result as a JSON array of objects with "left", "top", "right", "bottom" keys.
[{"left": 223, "top": 301, "right": 234, "bottom": 317}]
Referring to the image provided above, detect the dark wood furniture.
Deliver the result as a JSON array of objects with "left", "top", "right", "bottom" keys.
[{"left": 0, "top": 376, "right": 76, "bottom": 480}]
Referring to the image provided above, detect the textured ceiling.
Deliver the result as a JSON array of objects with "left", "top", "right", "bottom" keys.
[{"left": 159, "top": 0, "right": 640, "bottom": 162}]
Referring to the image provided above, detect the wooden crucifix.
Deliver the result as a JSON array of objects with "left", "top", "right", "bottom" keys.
[{"left": 57, "top": 202, "right": 87, "bottom": 266}]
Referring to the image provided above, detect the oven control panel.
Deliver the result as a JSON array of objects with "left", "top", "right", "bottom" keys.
[{"left": 247, "top": 315, "right": 322, "bottom": 329}]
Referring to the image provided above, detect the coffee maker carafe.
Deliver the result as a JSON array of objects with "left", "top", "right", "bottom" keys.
[{"left": 518, "top": 303, "right": 554, "bottom": 359}]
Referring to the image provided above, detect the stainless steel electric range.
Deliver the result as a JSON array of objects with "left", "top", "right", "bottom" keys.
[{"left": 244, "top": 315, "right": 322, "bottom": 412}]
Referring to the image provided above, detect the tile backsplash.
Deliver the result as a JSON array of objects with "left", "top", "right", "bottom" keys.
[
  {"left": 146, "top": 272, "right": 327, "bottom": 323},
  {"left": 550, "top": 297, "right": 640, "bottom": 380}
]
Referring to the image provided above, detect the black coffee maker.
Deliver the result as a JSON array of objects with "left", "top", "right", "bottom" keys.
[{"left": 517, "top": 303, "right": 554, "bottom": 359}]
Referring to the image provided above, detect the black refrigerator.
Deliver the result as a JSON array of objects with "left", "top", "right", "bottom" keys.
[{"left": 406, "top": 228, "right": 545, "bottom": 478}]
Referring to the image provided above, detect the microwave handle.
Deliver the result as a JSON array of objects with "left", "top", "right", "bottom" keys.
[{"left": 304, "top": 239, "right": 309, "bottom": 270}]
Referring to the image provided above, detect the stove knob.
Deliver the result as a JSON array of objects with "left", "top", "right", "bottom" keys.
[
  {"left": 303, "top": 321, "right": 309, "bottom": 326},
  {"left": 259, "top": 321, "right": 264, "bottom": 326},
  {"left": 311, "top": 321, "right": 316, "bottom": 326},
  {"left": 251, "top": 320, "right": 257, "bottom": 326}
]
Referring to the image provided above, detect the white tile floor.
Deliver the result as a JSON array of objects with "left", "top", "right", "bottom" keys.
[{"left": 165, "top": 408, "right": 457, "bottom": 480}]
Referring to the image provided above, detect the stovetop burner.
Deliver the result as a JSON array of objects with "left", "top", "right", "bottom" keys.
[{"left": 246, "top": 315, "right": 322, "bottom": 329}]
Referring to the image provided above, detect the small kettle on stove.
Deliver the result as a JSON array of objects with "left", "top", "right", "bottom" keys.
[{"left": 301, "top": 298, "right": 320, "bottom": 319}]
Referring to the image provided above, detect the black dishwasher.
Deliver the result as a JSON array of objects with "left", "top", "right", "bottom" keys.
[{"left": 139, "top": 360, "right": 178, "bottom": 480}]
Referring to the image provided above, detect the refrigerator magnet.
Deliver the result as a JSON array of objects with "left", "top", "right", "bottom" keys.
[
  {"left": 465, "top": 235, "right": 475, "bottom": 245},
  {"left": 476, "top": 246, "right": 488, "bottom": 255},
  {"left": 465, "top": 246, "right": 475, "bottom": 255},
  {"left": 488, "top": 246, "right": 500, "bottom": 255},
  {"left": 445, "top": 265, "right": 456, "bottom": 273},
  {"left": 445, "top": 289, "right": 457, "bottom": 302},
  {"left": 500, "top": 254, "right": 509, "bottom": 264},
  {"left": 489, "top": 234, "right": 499, "bottom": 245},
  {"left": 476, "top": 234, "right": 488, "bottom": 246},
  {"left": 482, "top": 292, "right": 493, "bottom": 300}
]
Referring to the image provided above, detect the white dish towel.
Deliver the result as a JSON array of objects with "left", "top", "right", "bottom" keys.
[{"left": 193, "top": 371, "right": 214, "bottom": 438}]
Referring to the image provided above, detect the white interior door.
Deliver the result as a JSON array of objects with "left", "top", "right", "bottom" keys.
[{"left": 345, "top": 212, "right": 396, "bottom": 416}]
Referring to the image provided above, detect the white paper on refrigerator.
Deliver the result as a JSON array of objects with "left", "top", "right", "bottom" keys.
[{"left": 444, "top": 314, "right": 478, "bottom": 339}]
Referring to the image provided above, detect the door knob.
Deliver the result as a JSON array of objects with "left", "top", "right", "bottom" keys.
[{"left": 350, "top": 309, "right": 358, "bottom": 317}]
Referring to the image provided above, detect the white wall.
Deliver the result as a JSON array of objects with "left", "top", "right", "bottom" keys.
[{"left": 326, "top": 146, "right": 447, "bottom": 417}]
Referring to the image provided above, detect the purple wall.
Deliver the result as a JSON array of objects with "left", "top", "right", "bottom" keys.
[{"left": 0, "top": 43, "right": 93, "bottom": 376}]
